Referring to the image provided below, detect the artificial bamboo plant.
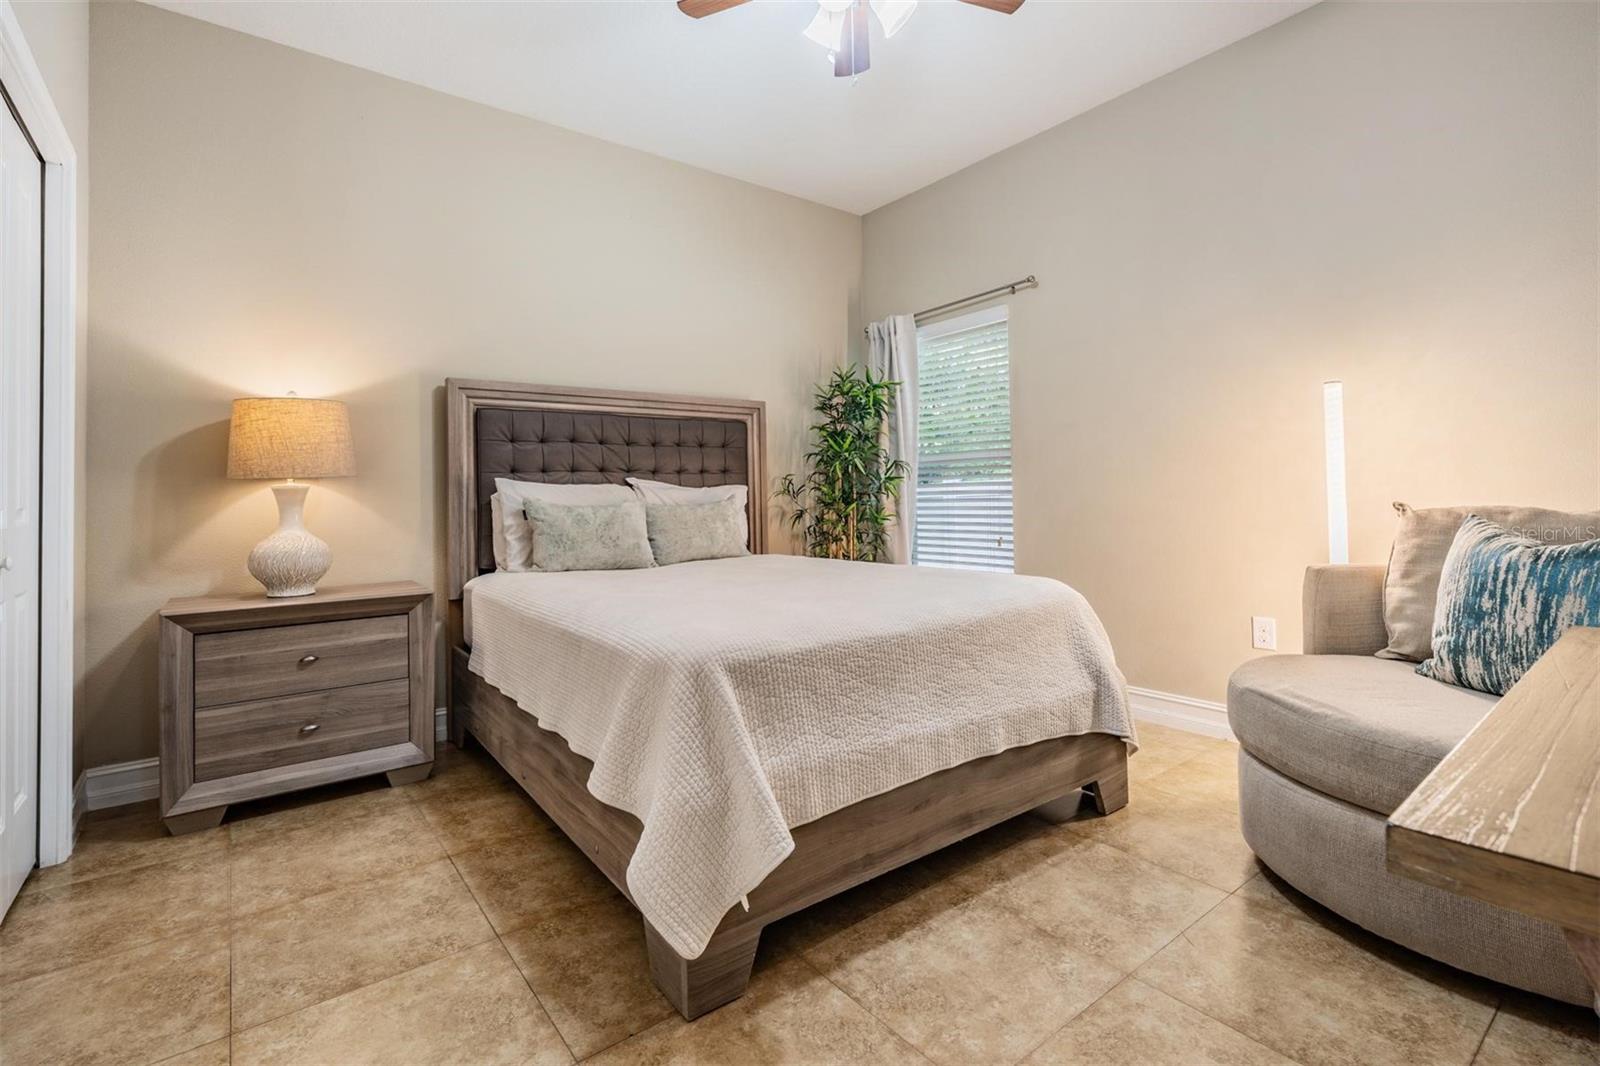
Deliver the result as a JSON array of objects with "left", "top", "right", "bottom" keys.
[{"left": 776, "top": 364, "right": 907, "bottom": 562}]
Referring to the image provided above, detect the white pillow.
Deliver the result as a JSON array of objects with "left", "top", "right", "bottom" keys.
[
  {"left": 490, "top": 494, "right": 508, "bottom": 570},
  {"left": 626, "top": 478, "right": 749, "bottom": 547},
  {"left": 493, "top": 478, "right": 637, "bottom": 571}
]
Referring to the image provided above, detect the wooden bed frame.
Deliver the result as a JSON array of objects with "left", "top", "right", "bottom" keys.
[{"left": 444, "top": 378, "right": 1129, "bottom": 1019}]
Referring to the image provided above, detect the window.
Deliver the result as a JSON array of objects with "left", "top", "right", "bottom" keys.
[{"left": 913, "top": 305, "right": 1014, "bottom": 572}]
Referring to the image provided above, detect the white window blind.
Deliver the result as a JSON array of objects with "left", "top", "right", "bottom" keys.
[{"left": 913, "top": 306, "right": 1014, "bottom": 572}]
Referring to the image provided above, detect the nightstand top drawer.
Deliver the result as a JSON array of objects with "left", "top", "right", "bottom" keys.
[
  {"left": 194, "top": 678, "right": 411, "bottom": 782},
  {"left": 193, "top": 614, "right": 409, "bottom": 708}
]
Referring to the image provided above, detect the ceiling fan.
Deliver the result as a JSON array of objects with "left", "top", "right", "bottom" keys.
[{"left": 677, "top": 0, "right": 1026, "bottom": 79}]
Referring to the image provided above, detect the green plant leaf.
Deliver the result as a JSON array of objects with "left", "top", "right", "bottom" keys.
[{"left": 771, "top": 362, "right": 907, "bottom": 563}]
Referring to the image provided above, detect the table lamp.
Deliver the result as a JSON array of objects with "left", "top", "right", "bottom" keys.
[{"left": 226, "top": 395, "right": 355, "bottom": 597}]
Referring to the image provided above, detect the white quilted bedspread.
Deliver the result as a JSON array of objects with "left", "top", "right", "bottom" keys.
[{"left": 465, "top": 554, "right": 1133, "bottom": 958}]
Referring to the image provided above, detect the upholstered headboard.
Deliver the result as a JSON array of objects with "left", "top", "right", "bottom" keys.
[{"left": 445, "top": 379, "right": 767, "bottom": 599}]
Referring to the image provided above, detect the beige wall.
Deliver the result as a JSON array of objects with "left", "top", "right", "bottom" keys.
[
  {"left": 11, "top": 0, "right": 90, "bottom": 773},
  {"left": 84, "top": 0, "right": 1600, "bottom": 765},
  {"left": 88, "top": 3, "right": 861, "bottom": 767},
  {"left": 864, "top": 1, "right": 1599, "bottom": 704}
]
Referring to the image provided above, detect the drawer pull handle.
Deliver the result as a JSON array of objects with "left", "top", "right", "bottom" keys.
[
  {"left": 299, "top": 654, "right": 320, "bottom": 665},
  {"left": 299, "top": 723, "right": 320, "bottom": 735}
]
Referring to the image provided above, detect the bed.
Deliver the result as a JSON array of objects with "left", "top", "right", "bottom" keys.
[{"left": 444, "top": 378, "right": 1133, "bottom": 1019}]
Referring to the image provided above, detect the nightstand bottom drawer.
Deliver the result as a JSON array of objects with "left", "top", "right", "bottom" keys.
[{"left": 194, "top": 679, "right": 411, "bottom": 781}]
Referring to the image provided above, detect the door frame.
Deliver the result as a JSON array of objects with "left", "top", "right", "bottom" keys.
[{"left": 0, "top": 3, "right": 78, "bottom": 866}]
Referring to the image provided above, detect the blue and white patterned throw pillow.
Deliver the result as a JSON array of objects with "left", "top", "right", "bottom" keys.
[{"left": 1418, "top": 515, "right": 1600, "bottom": 696}]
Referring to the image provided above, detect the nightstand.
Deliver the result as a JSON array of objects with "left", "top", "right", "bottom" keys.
[{"left": 158, "top": 581, "right": 434, "bottom": 835}]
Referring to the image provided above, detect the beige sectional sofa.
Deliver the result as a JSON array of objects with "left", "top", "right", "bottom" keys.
[{"left": 1227, "top": 563, "right": 1590, "bottom": 1006}]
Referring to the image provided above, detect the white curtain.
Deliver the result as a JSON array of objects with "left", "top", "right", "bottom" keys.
[{"left": 867, "top": 314, "right": 919, "bottom": 564}]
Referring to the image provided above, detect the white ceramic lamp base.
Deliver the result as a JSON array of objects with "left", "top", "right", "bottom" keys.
[{"left": 248, "top": 482, "right": 332, "bottom": 597}]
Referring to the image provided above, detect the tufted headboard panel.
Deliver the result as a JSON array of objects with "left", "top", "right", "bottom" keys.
[
  {"left": 446, "top": 379, "right": 767, "bottom": 599},
  {"left": 473, "top": 409, "right": 750, "bottom": 574}
]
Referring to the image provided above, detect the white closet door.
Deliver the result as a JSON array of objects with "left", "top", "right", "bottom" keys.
[{"left": 0, "top": 95, "right": 43, "bottom": 920}]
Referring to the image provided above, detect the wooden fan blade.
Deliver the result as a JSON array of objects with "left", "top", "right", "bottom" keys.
[
  {"left": 958, "top": 0, "right": 1025, "bottom": 12},
  {"left": 677, "top": 0, "right": 751, "bottom": 18}
]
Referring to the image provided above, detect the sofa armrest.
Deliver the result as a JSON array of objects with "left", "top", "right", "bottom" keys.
[{"left": 1302, "top": 565, "right": 1387, "bottom": 655}]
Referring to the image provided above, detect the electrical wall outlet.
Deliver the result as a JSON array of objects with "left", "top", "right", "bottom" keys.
[{"left": 1252, "top": 616, "right": 1277, "bottom": 651}]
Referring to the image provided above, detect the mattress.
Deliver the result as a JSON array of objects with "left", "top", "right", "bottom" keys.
[{"left": 464, "top": 554, "right": 1133, "bottom": 958}]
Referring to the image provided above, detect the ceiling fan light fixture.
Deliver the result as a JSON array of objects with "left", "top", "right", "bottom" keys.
[
  {"left": 869, "top": 0, "right": 917, "bottom": 38},
  {"left": 791, "top": 0, "right": 946, "bottom": 76},
  {"left": 802, "top": 5, "right": 847, "bottom": 52}
]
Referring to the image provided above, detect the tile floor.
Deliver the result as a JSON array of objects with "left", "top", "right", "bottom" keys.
[{"left": 1, "top": 723, "right": 1594, "bottom": 1066}]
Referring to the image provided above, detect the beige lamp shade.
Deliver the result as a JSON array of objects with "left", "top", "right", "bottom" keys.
[{"left": 227, "top": 397, "right": 356, "bottom": 479}]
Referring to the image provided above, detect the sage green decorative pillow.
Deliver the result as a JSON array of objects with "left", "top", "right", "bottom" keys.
[
  {"left": 645, "top": 499, "right": 748, "bottom": 566},
  {"left": 522, "top": 498, "right": 654, "bottom": 573}
]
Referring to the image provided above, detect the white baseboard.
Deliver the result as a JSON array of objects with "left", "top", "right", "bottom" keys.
[
  {"left": 79, "top": 708, "right": 454, "bottom": 815},
  {"left": 71, "top": 771, "right": 88, "bottom": 835},
  {"left": 84, "top": 758, "right": 160, "bottom": 812},
  {"left": 1128, "top": 686, "right": 1234, "bottom": 742}
]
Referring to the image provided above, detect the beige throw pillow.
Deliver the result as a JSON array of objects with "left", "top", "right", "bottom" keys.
[{"left": 1378, "top": 502, "right": 1600, "bottom": 662}]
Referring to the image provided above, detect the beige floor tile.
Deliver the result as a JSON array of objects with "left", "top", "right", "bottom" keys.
[
  {"left": 967, "top": 830, "right": 1228, "bottom": 972},
  {"left": 1234, "top": 868, "right": 1331, "bottom": 919},
  {"left": 502, "top": 893, "right": 674, "bottom": 1059},
  {"left": 762, "top": 856, "right": 943, "bottom": 959},
  {"left": 1472, "top": 991, "right": 1600, "bottom": 1066},
  {"left": 155, "top": 1038, "right": 231, "bottom": 1066},
  {"left": 806, "top": 883, "right": 1123, "bottom": 1066},
  {"left": 450, "top": 825, "right": 617, "bottom": 934},
  {"left": 398, "top": 742, "right": 514, "bottom": 801},
  {"left": 0, "top": 929, "right": 229, "bottom": 1066},
  {"left": 25, "top": 801, "right": 228, "bottom": 891},
  {"left": 588, "top": 954, "right": 922, "bottom": 1066},
  {"left": 231, "top": 858, "right": 497, "bottom": 1030},
  {"left": 1065, "top": 781, "right": 1258, "bottom": 892},
  {"left": 229, "top": 802, "right": 445, "bottom": 917},
  {"left": 226, "top": 778, "right": 411, "bottom": 845},
  {"left": 414, "top": 780, "right": 556, "bottom": 855},
  {"left": 1143, "top": 745, "right": 1242, "bottom": 807},
  {"left": 0, "top": 853, "right": 228, "bottom": 984},
  {"left": 1136, "top": 893, "right": 1495, "bottom": 1066},
  {"left": 1126, "top": 745, "right": 1201, "bottom": 789},
  {"left": 1134, "top": 722, "right": 1228, "bottom": 755},
  {"left": 1023, "top": 976, "right": 1296, "bottom": 1065},
  {"left": 1234, "top": 866, "right": 1463, "bottom": 967},
  {"left": 231, "top": 941, "right": 572, "bottom": 1066}
]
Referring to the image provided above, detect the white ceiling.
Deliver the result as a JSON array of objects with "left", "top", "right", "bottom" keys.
[{"left": 146, "top": 0, "right": 1315, "bottom": 214}]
